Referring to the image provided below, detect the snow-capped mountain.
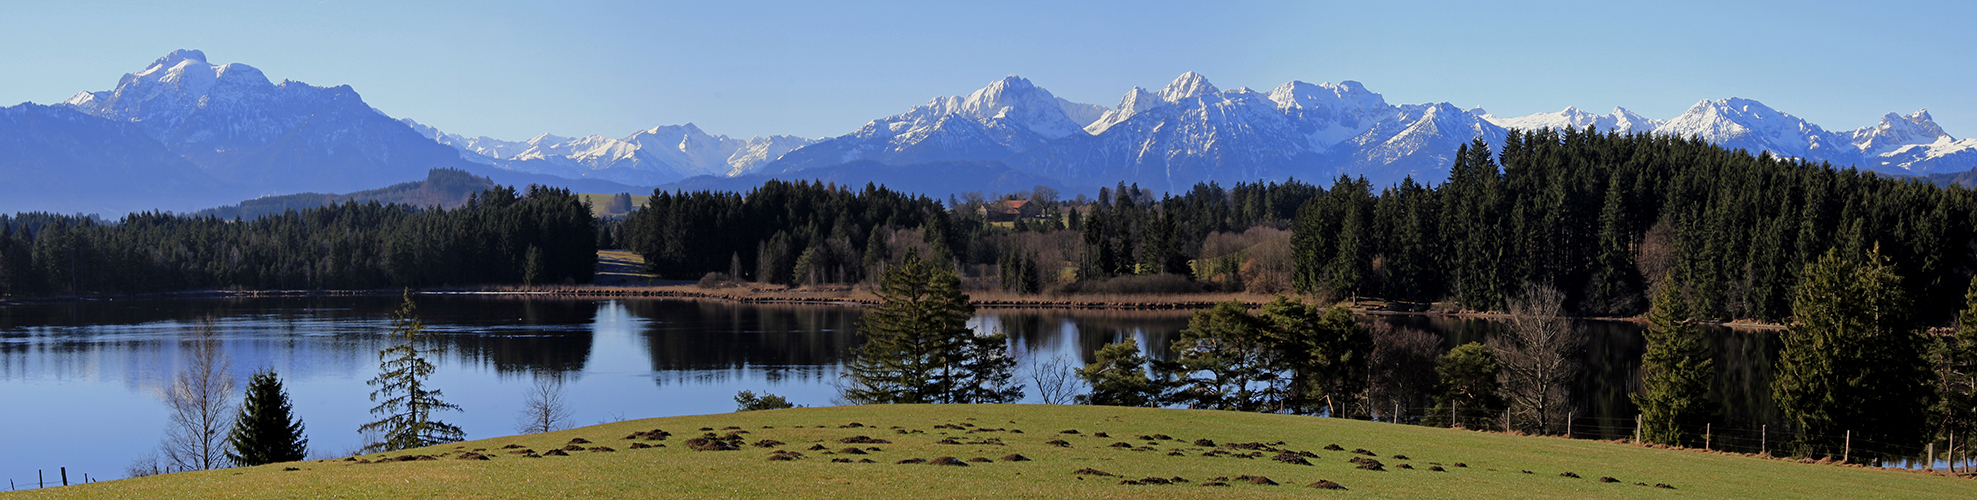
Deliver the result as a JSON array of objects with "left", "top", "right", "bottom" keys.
[
  {"left": 407, "top": 120, "right": 816, "bottom": 186},
  {"left": 60, "top": 49, "right": 473, "bottom": 195},
  {"left": 1487, "top": 99, "right": 1977, "bottom": 176},
  {"left": 1481, "top": 106, "right": 1664, "bottom": 135},
  {"left": 767, "top": 75, "right": 1104, "bottom": 172},
  {"left": 772, "top": 72, "right": 1507, "bottom": 190}
]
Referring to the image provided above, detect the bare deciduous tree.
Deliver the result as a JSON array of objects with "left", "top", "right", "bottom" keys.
[
  {"left": 1027, "top": 355, "right": 1082, "bottom": 405},
  {"left": 516, "top": 376, "right": 574, "bottom": 434},
  {"left": 160, "top": 323, "right": 235, "bottom": 471},
  {"left": 1490, "top": 282, "right": 1584, "bottom": 435}
]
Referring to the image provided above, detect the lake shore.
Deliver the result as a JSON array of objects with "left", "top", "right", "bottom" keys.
[{"left": 0, "top": 283, "right": 1789, "bottom": 330}]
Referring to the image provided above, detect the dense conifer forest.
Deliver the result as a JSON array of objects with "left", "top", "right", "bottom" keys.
[
  {"left": 1294, "top": 129, "right": 1977, "bottom": 323},
  {"left": 0, "top": 185, "right": 595, "bottom": 296}
]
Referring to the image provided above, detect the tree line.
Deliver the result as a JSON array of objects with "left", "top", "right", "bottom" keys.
[
  {"left": 1294, "top": 128, "right": 1977, "bottom": 323},
  {"left": 0, "top": 185, "right": 597, "bottom": 297}
]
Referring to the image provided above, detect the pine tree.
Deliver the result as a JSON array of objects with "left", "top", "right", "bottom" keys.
[
  {"left": 1774, "top": 247, "right": 1933, "bottom": 462},
  {"left": 1632, "top": 280, "right": 1715, "bottom": 447},
  {"left": 841, "top": 253, "right": 974, "bottom": 404},
  {"left": 1076, "top": 338, "right": 1158, "bottom": 407},
  {"left": 226, "top": 369, "right": 308, "bottom": 466},
  {"left": 359, "top": 291, "right": 464, "bottom": 453}
]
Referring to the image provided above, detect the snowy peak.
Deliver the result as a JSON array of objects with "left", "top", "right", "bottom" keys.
[
  {"left": 1657, "top": 98, "right": 1833, "bottom": 158},
  {"left": 151, "top": 49, "right": 207, "bottom": 68},
  {"left": 1160, "top": 72, "right": 1219, "bottom": 101},
  {"left": 408, "top": 118, "right": 818, "bottom": 185},
  {"left": 1853, "top": 109, "right": 1952, "bottom": 156},
  {"left": 1486, "top": 106, "right": 1664, "bottom": 134},
  {"left": 1085, "top": 87, "right": 1165, "bottom": 134},
  {"left": 938, "top": 75, "right": 1086, "bottom": 139}
]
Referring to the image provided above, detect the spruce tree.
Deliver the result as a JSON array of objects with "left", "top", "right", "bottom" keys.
[
  {"left": 359, "top": 290, "right": 464, "bottom": 453},
  {"left": 1773, "top": 247, "right": 1933, "bottom": 462},
  {"left": 226, "top": 369, "right": 308, "bottom": 466},
  {"left": 1632, "top": 280, "right": 1715, "bottom": 447},
  {"left": 841, "top": 253, "right": 974, "bottom": 404}
]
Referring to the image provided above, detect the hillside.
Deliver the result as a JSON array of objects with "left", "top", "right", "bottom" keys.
[
  {"left": 193, "top": 168, "right": 498, "bottom": 219},
  {"left": 16, "top": 405, "right": 1966, "bottom": 499}
]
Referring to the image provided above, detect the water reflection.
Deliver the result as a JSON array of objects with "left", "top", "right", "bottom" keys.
[{"left": 0, "top": 296, "right": 1820, "bottom": 488}]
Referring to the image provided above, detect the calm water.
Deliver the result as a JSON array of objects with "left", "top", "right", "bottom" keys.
[{"left": 0, "top": 296, "right": 1817, "bottom": 488}]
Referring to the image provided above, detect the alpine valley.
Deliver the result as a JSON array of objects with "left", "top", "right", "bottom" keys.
[{"left": 6, "top": 50, "right": 1976, "bottom": 216}]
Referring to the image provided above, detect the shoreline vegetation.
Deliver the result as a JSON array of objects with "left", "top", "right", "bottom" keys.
[{"left": 0, "top": 281, "right": 1792, "bottom": 331}]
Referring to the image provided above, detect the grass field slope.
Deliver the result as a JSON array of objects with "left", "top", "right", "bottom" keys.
[{"left": 11, "top": 405, "right": 1967, "bottom": 499}]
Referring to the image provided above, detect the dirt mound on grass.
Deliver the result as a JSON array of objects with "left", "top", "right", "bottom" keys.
[
  {"left": 624, "top": 429, "right": 671, "bottom": 440},
  {"left": 1045, "top": 439, "right": 1071, "bottom": 447},
  {"left": 751, "top": 439, "right": 785, "bottom": 448},
  {"left": 501, "top": 444, "right": 525, "bottom": 449},
  {"left": 567, "top": 438, "right": 591, "bottom": 444},
  {"left": 628, "top": 442, "right": 653, "bottom": 449},
  {"left": 1193, "top": 438, "right": 1216, "bottom": 447},
  {"left": 1600, "top": 476, "right": 1619, "bottom": 483},
  {"left": 1349, "top": 457, "right": 1385, "bottom": 471},
  {"left": 838, "top": 436, "right": 891, "bottom": 444},
  {"left": 456, "top": 452, "right": 490, "bottom": 460},
  {"left": 1427, "top": 465, "right": 1446, "bottom": 472},
  {"left": 967, "top": 457, "right": 992, "bottom": 463},
  {"left": 838, "top": 447, "right": 867, "bottom": 455},
  {"left": 1559, "top": 472, "right": 1581, "bottom": 478},
  {"left": 541, "top": 449, "right": 569, "bottom": 456},
  {"left": 1272, "top": 451, "right": 1313, "bottom": 465},
  {"left": 807, "top": 444, "right": 829, "bottom": 451},
  {"left": 1072, "top": 468, "right": 1115, "bottom": 477},
  {"left": 1308, "top": 480, "right": 1346, "bottom": 489},
  {"left": 1324, "top": 444, "right": 1345, "bottom": 451},
  {"left": 1235, "top": 475, "right": 1277, "bottom": 485},
  {"left": 587, "top": 447, "right": 615, "bottom": 452},
  {"left": 684, "top": 437, "right": 741, "bottom": 451},
  {"left": 896, "top": 458, "right": 927, "bottom": 464},
  {"left": 998, "top": 454, "right": 1030, "bottom": 461},
  {"left": 929, "top": 457, "right": 968, "bottom": 466},
  {"left": 1655, "top": 483, "right": 1676, "bottom": 489},
  {"left": 559, "top": 444, "right": 586, "bottom": 452}
]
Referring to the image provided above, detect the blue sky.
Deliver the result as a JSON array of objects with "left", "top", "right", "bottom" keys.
[{"left": 3, "top": 0, "right": 1971, "bottom": 141}]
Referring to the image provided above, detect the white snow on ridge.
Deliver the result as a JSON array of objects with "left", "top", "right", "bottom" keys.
[{"left": 405, "top": 118, "right": 818, "bottom": 185}]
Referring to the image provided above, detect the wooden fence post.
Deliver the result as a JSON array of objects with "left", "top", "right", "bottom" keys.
[
  {"left": 1761, "top": 424, "right": 1767, "bottom": 456},
  {"left": 1567, "top": 412, "right": 1574, "bottom": 439},
  {"left": 1634, "top": 414, "right": 1641, "bottom": 443},
  {"left": 60, "top": 467, "right": 66, "bottom": 486},
  {"left": 1706, "top": 423, "right": 1712, "bottom": 451},
  {"left": 1844, "top": 430, "right": 1851, "bottom": 463},
  {"left": 1928, "top": 442, "right": 1935, "bottom": 471}
]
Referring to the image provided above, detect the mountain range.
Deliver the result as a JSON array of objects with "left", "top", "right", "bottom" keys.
[{"left": 4, "top": 49, "right": 1974, "bottom": 216}]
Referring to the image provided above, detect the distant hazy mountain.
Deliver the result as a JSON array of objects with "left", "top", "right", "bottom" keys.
[
  {"left": 0, "top": 103, "right": 237, "bottom": 215},
  {"left": 406, "top": 119, "right": 816, "bottom": 186},
  {"left": 63, "top": 50, "right": 472, "bottom": 195},
  {"left": 655, "top": 160, "right": 1069, "bottom": 200},
  {"left": 1485, "top": 100, "right": 1977, "bottom": 176},
  {"left": 7, "top": 49, "right": 1976, "bottom": 218},
  {"left": 194, "top": 168, "right": 497, "bottom": 220},
  {"left": 768, "top": 73, "right": 1508, "bottom": 190}
]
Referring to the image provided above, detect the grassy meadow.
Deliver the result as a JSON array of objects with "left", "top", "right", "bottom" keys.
[{"left": 9, "top": 404, "right": 1968, "bottom": 499}]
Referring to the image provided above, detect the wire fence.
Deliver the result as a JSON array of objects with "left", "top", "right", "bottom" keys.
[
  {"left": 1350, "top": 402, "right": 1974, "bottom": 472},
  {"left": 3, "top": 466, "right": 108, "bottom": 492}
]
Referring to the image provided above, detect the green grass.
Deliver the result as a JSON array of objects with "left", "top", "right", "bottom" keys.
[
  {"left": 578, "top": 193, "right": 650, "bottom": 218},
  {"left": 13, "top": 405, "right": 1967, "bottom": 499}
]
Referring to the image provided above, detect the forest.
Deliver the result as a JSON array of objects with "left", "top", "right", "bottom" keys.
[
  {"left": 0, "top": 185, "right": 596, "bottom": 296},
  {"left": 618, "top": 127, "right": 1977, "bottom": 325}
]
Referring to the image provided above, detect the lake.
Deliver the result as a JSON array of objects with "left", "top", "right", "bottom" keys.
[{"left": 0, "top": 296, "right": 1809, "bottom": 488}]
